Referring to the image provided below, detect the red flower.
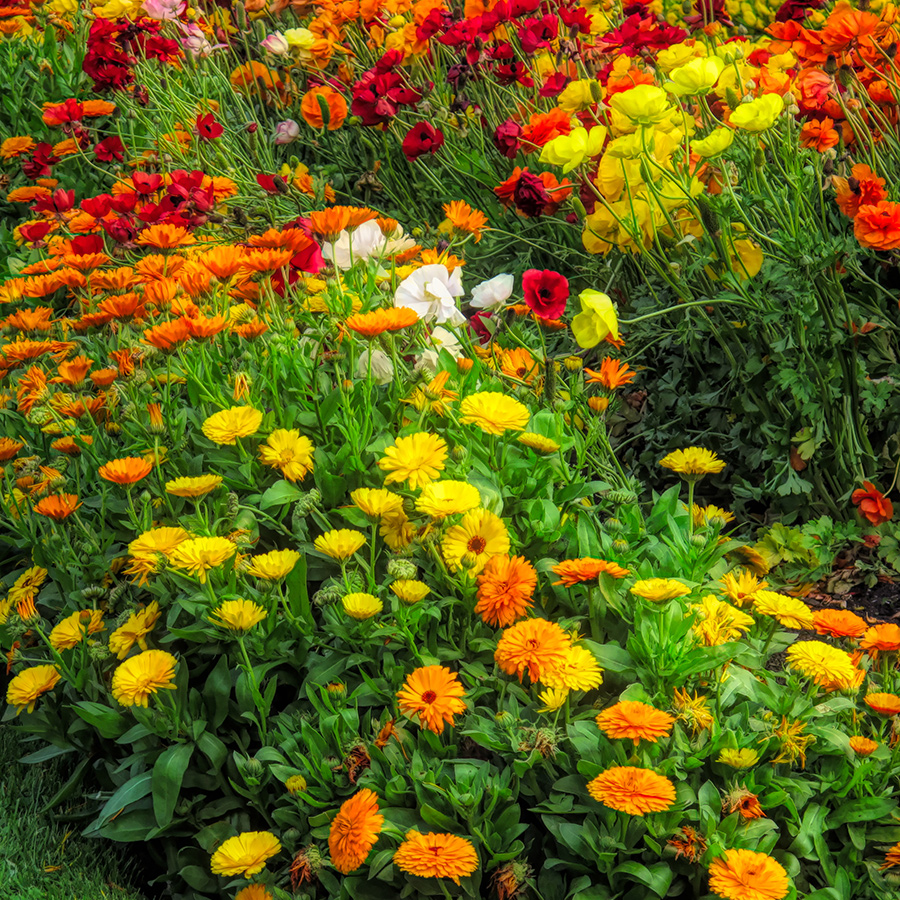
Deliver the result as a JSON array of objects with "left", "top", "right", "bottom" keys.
[
  {"left": 852, "top": 481, "right": 893, "bottom": 526},
  {"left": 493, "top": 119, "right": 522, "bottom": 159},
  {"left": 522, "top": 269, "right": 569, "bottom": 320},
  {"left": 94, "top": 136, "right": 125, "bottom": 161},
  {"left": 18, "top": 221, "right": 52, "bottom": 245},
  {"left": 257, "top": 173, "right": 287, "bottom": 194},
  {"left": 854, "top": 201, "right": 900, "bottom": 251},
  {"left": 195, "top": 113, "right": 223, "bottom": 141},
  {"left": 401, "top": 123, "right": 444, "bottom": 161}
]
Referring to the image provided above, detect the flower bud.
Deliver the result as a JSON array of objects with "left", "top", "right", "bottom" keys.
[
  {"left": 274, "top": 119, "right": 300, "bottom": 145},
  {"left": 387, "top": 558, "right": 417, "bottom": 580},
  {"left": 260, "top": 31, "right": 289, "bottom": 54}
]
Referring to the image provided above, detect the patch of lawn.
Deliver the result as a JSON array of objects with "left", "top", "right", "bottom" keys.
[{"left": 0, "top": 726, "right": 147, "bottom": 900}]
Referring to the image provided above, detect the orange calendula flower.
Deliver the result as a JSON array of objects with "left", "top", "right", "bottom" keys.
[
  {"left": 854, "top": 201, "right": 900, "bottom": 252},
  {"left": 33, "top": 493, "right": 81, "bottom": 519},
  {"left": 443, "top": 200, "right": 488, "bottom": 242},
  {"left": 865, "top": 692, "right": 900, "bottom": 715},
  {"left": 596, "top": 700, "right": 675, "bottom": 745},
  {"left": 584, "top": 358, "right": 635, "bottom": 390},
  {"left": 397, "top": 665, "right": 467, "bottom": 734},
  {"left": 328, "top": 789, "right": 385, "bottom": 874},
  {"left": 587, "top": 766, "right": 676, "bottom": 816},
  {"left": 552, "top": 557, "right": 630, "bottom": 586},
  {"left": 300, "top": 85, "right": 348, "bottom": 130},
  {"left": 99, "top": 457, "right": 153, "bottom": 485},
  {"left": 881, "top": 842, "right": 900, "bottom": 870},
  {"left": 345, "top": 307, "right": 419, "bottom": 337},
  {"left": 136, "top": 223, "right": 197, "bottom": 250},
  {"left": 144, "top": 318, "right": 192, "bottom": 351},
  {"left": 494, "top": 618, "right": 572, "bottom": 684},
  {"left": 812, "top": 608, "right": 867, "bottom": 639},
  {"left": 1, "top": 136, "right": 36, "bottom": 159},
  {"left": 393, "top": 831, "right": 478, "bottom": 884},
  {"left": 474, "top": 555, "right": 537, "bottom": 627},
  {"left": 860, "top": 623, "right": 900, "bottom": 658},
  {"left": 0, "top": 437, "right": 24, "bottom": 461},
  {"left": 707, "top": 848, "right": 789, "bottom": 900},
  {"left": 309, "top": 207, "right": 352, "bottom": 241},
  {"left": 849, "top": 736, "right": 878, "bottom": 756}
]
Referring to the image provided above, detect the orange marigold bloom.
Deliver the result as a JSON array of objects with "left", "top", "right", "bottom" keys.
[
  {"left": 300, "top": 85, "right": 348, "bottom": 130},
  {"left": 596, "top": 700, "right": 675, "bottom": 746},
  {"left": 865, "top": 692, "right": 900, "bottom": 715},
  {"left": 7, "top": 186, "right": 51, "bottom": 203},
  {"left": 187, "top": 315, "right": 228, "bottom": 339},
  {"left": 309, "top": 207, "right": 353, "bottom": 241},
  {"left": 708, "top": 848, "right": 789, "bottom": 900},
  {"left": 584, "top": 357, "right": 635, "bottom": 390},
  {"left": 812, "top": 608, "right": 867, "bottom": 639},
  {"left": 16, "top": 365, "right": 48, "bottom": 415},
  {"left": 136, "top": 223, "right": 196, "bottom": 250},
  {"left": 393, "top": 831, "right": 478, "bottom": 884},
  {"left": 52, "top": 355, "right": 93, "bottom": 386},
  {"left": 1, "top": 136, "right": 35, "bottom": 159},
  {"left": 91, "top": 368, "right": 118, "bottom": 387},
  {"left": 552, "top": 557, "right": 630, "bottom": 586},
  {"left": 443, "top": 200, "right": 488, "bottom": 242},
  {"left": 849, "top": 735, "right": 878, "bottom": 756},
  {"left": 99, "top": 457, "right": 153, "bottom": 485},
  {"left": 0, "top": 437, "right": 24, "bottom": 461},
  {"left": 3, "top": 306, "right": 53, "bottom": 332},
  {"left": 587, "top": 766, "right": 676, "bottom": 816},
  {"left": 247, "top": 228, "right": 314, "bottom": 253},
  {"left": 328, "top": 789, "right": 385, "bottom": 874},
  {"left": 240, "top": 249, "right": 293, "bottom": 272},
  {"left": 494, "top": 618, "right": 571, "bottom": 683},
  {"left": 345, "top": 307, "right": 419, "bottom": 337},
  {"left": 82, "top": 100, "right": 116, "bottom": 117},
  {"left": 51, "top": 435, "right": 93, "bottom": 455},
  {"left": 33, "top": 493, "right": 81, "bottom": 519},
  {"left": 198, "top": 246, "right": 247, "bottom": 279},
  {"left": 1, "top": 339, "right": 54, "bottom": 368},
  {"left": 833, "top": 164, "right": 886, "bottom": 218},
  {"left": 860, "top": 623, "right": 900, "bottom": 658},
  {"left": 851, "top": 480, "right": 893, "bottom": 525},
  {"left": 143, "top": 318, "right": 192, "bottom": 351},
  {"left": 397, "top": 665, "right": 466, "bottom": 734},
  {"left": 474, "top": 555, "right": 536, "bottom": 627},
  {"left": 99, "top": 293, "right": 147, "bottom": 321},
  {"left": 854, "top": 201, "right": 900, "bottom": 251}
]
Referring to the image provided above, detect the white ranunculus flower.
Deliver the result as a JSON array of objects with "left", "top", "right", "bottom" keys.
[
  {"left": 416, "top": 326, "right": 463, "bottom": 375},
  {"left": 470, "top": 273, "right": 514, "bottom": 310},
  {"left": 394, "top": 264, "right": 465, "bottom": 326},
  {"left": 358, "top": 348, "right": 394, "bottom": 385}
]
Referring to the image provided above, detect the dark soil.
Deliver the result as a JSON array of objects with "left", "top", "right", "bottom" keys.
[{"left": 806, "top": 579, "right": 900, "bottom": 621}]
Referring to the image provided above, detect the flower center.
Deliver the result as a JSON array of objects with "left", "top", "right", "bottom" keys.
[
  {"left": 467, "top": 536, "right": 487, "bottom": 554},
  {"left": 421, "top": 690, "right": 437, "bottom": 703}
]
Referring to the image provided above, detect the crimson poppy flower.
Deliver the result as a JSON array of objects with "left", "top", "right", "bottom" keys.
[
  {"left": 256, "top": 173, "right": 287, "bottom": 194},
  {"left": 401, "top": 123, "right": 444, "bottom": 161},
  {"left": 852, "top": 481, "right": 893, "bottom": 526},
  {"left": 522, "top": 269, "right": 569, "bottom": 320},
  {"left": 94, "top": 136, "right": 125, "bottom": 161},
  {"left": 132, "top": 172, "right": 163, "bottom": 194},
  {"left": 70, "top": 234, "right": 105, "bottom": 254},
  {"left": 195, "top": 113, "right": 223, "bottom": 141}
]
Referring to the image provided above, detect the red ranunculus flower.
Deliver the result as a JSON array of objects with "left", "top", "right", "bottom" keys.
[
  {"left": 493, "top": 119, "right": 522, "bottom": 158},
  {"left": 401, "top": 123, "right": 444, "bottom": 161},
  {"left": 852, "top": 481, "right": 894, "bottom": 526},
  {"left": 522, "top": 269, "right": 569, "bottom": 320},
  {"left": 94, "top": 136, "right": 125, "bottom": 162},
  {"left": 195, "top": 113, "right": 224, "bottom": 141},
  {"left": 854, "top": 201, "right": 900, "bottom": 251}
]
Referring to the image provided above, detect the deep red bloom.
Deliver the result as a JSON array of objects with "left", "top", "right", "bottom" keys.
[
  {"left": 522, "top": 269, "right": 569, "bottom": 320},
  {"left": 852, "top": 481, "right": 894, "bottom": 526},
  {"left": 132, "top": 172, "right": 163, "bottom": 194},
  {"left": 256, "top": 173, "right": 287, "bottom": 194},
  {"left": 512, "top": 171, "right": 551, "bottom": 217},
  {"left": 494, "top": 119, "right": 522, "bottom": 158},
  {"left": 195, "top": 113, "right": 224, "bottom": 141},
  {"left": 70, "top": 234, "right": 105, "bottom": 254},
  {"left": 94, "top": 136, "right": 125, "bottom": 161},
  {"left": 401, "top": 122, "right": 444, "bottom": 161},
  {"left": 23, "top": 143, "right": 60, "bottom": 179},
  {"left": 539, "top": 73, "right": 571, "bottom": 98},
  {"left": 18, "top": 221, "right": 53, "bottom": 244}
]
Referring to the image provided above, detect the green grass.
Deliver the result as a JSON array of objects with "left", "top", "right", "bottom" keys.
[{"left": 0, "top": 726, "right": 147, "bottom": 900}]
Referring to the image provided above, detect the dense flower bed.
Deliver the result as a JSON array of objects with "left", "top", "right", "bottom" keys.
[{"left": 2, "top": 0, "right": 900, "bottom": 898}]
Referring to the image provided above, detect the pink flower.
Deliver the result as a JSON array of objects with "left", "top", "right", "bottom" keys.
[
  {"left": 260, "top": 32, "right": 290, "bottom": 54},
  {"left": 274, "top": 120, "right": 300, "bottom": 145},
  {"left": 141, "top": 0, "right": 184, "bottom": 18}
]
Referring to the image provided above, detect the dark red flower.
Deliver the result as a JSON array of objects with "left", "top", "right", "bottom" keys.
[
  {"left": 195, "top": 113, "right": 224, "bottom": 141},
  {"left": 256, "top": 173, "right": 287, "bottom": 194},
  {"left": 493, "top": 119, "right": 522, "bottom": 159},
  {"left": 522, "top": 269, "right": 569, "bottom": 320},
  {"left": 469, "top": 311, "right": 493, "bottom": 344},
  {"left": 513, "top": 171, "right": 551, "bottom": 217},
  {"left": 70, "top": 234, "right": 105, "bottom": 255},
  {"left": 81, "top": 195, "right": 113, "bottom": 218},
  {"left": 132, "top": 172, "right": 163, "bottom": 195},
  {"left": 401, "top": 122, "right": 444, "bottom": 161},
  {"left": 852, "top": 481, "right": 894, "bottom": 526},
  {"left": 539, "top": 73, "right": 571, "bottom": 98},
  {"left": 18, "top": 221, "right": 52, "bottom": 244},
  {"left": 94, "top": 136, "right": 125, "bottom": 162}
]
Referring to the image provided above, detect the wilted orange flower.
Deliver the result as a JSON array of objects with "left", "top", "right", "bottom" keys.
[
  {"left": 667, "top": 826, "right": 707, "bottom": 862},
  {"left": 587, "top": 766, "right": 676, "bottom": 815},
  {"left": 854, "top": 201, "right": 900, "bottom": 251},
  {"left": 300, "top": 85, "right": 348, "bottom": 130},
  {"left": 596, "top": 701, "right": 675, "bottom": 745},
  {"left": 812, "top": 608, "right": 867, "bottom": 639},
  {"left": 475, "top": 555, "right": 537, "bottom": 627},
  {"left": 584, "top": 358, "right": 635, "bottom": 390},
  {"left": 708, "top": 848, "right": 789, "bottom": 900},
  {"left": 443, "top": 201, "right": 488, "bottom": 242},
  {"left": 552, "top": 557, "right": 630, "bottom": 586},
  {"left": 99, "top": 457, "right": 153, "bottom": 485},
  {"left": 865, "top": 692, "right": 900, "bottom": 715},
  {"left": 851, "top": 480, "right": 893, "bottom": 525},
  {"left": 328, "top": 789, "right": 384, "bottom": 874},
  {"left": 494, "top": 618, "right": 572, "bottom": 683},
  {"left": 725, "top": 786, "right": 765, "bottom": 820},
  {"left": 136, "top": 224, "right": 196, "bottom": 250},
  {"left": 33, "top": 493, "right": 81, "bottom": 519},
  {"left": 346, "top": 307, "right": 419, "bottom": 337},
  {"left": 397, "top": 665, "right": 467, "bottom": 734}
]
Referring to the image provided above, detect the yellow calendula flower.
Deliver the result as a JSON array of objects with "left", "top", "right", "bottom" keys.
[
  {"left": 314, "top": 529, "right": 365, "bottom": 560},
  {"left": 518, "top": 433, "right": 561, "bottom": 454},
  {"left": 459, "top": 392, "right": 529, "bottom": 435},
  {"left": 785, "top": 641, "right": 857, "bottom": 688},
  {"left": 169, "top": 536, "right": 237, "bottom": 583},
  {"left": 209, "top": 598, "right": 267, "bottom": 632},
  {"left": 210, "top": 831, "right": 282, "bottom": 878},
  {"left": 720, "top": 569, "right": 767, "bottom": 607},
  {"left": 201, "top": 407, "right": 263, "bottom": 445},
  {"left": 258, "top": 429, "right": 314, "bottom": 481},
  {"left": 541, "top": 644, "right": 604, "bottom": 691},
  {"left": 753, "top": 591, "right": 815, "bottom": 630},
  {"left": 442, "top": 508, "right": 510, "bottom": 574},
  {"left": 540, "top": 126, "right": 607, "bottom": 173},
  {"left": 342, "top": 593, "right": 382, "bottom": 619},
  {"left": 378, "top": 432, "right": 448, "bottom": 490},
  {"left": 390, "top": 580, "right": 431, "bottom": 604},
  {"left": 692, "top": 504, "right": 735, "bottom": 528},
  {"left": 166, "top": 474, "right": 223, "bottom": 498},
  {"left": 8, "top": 566, "right": 47, "bottom": 605},
  {"left": 285, "top": 774, "right": 308, "bottom": 794},
  {"left": 111, "top": 649, "right": 178, "bottom": 707},
  {"left": 6, "top": 665, "right": 61, "bottom": 715},
  {"left": 730, "top": 93, "right": 784, "bottom": 132},
  {"left": 49, "top": 609, "right": 105, "bottom": 651},
  {"left": 416, "top": 481, "right": 482, "bottom": 519},
  {"left": 351, "top": 488, "right": 403, "bottom": 518},
  {"left": 717, "top": 748, "right": 760, "bottom": 769},
  {"left": 380, "top": 509, "right": 415, "bottom": 550},
  {"left": 109, "top": 601, "right": 161, "bottom": 660},
  {"left": 692, "top": 594, "right": 753, "bottom": 646},
  {"left": 659, "top": 447, "right": 725, "bottom": 478},
  {"left": 246, "top": 548, "right": 300, "bottom": 580},
  {"left": 630, "top": 578, "right": 692, "bottom": 602},
  {"left": 571, "top": 290, "right": 619, "bottom": 348},
  {"left": 538, "top": 686, "right": 570, "bottom": 712}
]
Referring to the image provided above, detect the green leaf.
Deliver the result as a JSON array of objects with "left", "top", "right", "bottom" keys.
[
  {"left": 612, "top": 861, "right": 674, "bottom": 898},
  {"left": 152, "top": 743, "right": 194, "bottom": 828},
  {"left": 97, "top": 772, "right": 154, "bottom": 826},
  {"left": 826, "top": 797, "right": 898, "bottom": 829},
  {"left": 260, "top": 480, "right": 303, "bottom": 510},
  {"left": 71, "top": 701, "right": 128, "bottom": 739}
]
